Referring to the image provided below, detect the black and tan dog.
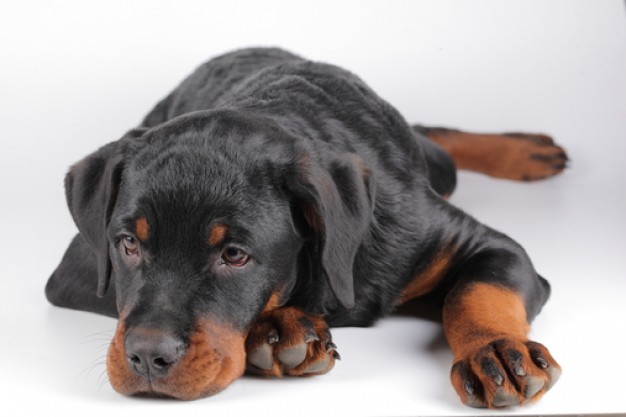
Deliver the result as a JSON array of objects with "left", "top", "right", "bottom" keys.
[{"left": 46, "top": 48, "right": 565, "bottom": 407}]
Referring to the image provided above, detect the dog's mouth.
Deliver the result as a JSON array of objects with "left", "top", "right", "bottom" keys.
[{"left": 106, "top": 318, "right": 246, "bottom": 400}]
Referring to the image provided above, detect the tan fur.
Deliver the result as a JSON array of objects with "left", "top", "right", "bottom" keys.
[
  {"left": 398, "top": 247, "right": 454, "bottom": 304},
  {"left": 135, "top": 217, "right": 149, "bottom": 242},
  {"left": 443, "top": 282, "right": 529, "bottom": 356},
  {"left": 208, "top": 224, "right": 228, "bottom": 247}
]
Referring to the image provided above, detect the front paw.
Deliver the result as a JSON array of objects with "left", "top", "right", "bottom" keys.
[
  {"left": 451, "top": 338, "right": 561, "bottom": 408},
  {"left": 245, "top": 307, "right": 339, "bottom": 377}
]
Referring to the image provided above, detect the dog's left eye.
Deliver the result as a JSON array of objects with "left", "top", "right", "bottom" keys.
[
  {"left": 221, "top": 246, "right": 250, "bottom": 267},
  {"left": 121, "top": 236, "right": 140, "bottom": 256}
]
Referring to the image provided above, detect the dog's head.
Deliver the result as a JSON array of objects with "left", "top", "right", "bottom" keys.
[{"left": 65, "top": 110, "right": 374, "bottom": 399}]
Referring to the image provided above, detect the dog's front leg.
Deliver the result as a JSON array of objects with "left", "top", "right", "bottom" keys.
[{"left": 442, "top": 246, "right": 562, "bottom": 408}]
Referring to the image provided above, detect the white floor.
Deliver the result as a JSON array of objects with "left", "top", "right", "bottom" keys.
[{"left": 1, "top": 1, "right": 625, "bottom": 415}]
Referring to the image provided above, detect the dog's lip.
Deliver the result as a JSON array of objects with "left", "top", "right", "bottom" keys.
[
  {"left": 130, "top": 358, "right": 233, "bottom": 400},
  {"left": 131, "top": 390, "right": 174, "bottom": 400}
]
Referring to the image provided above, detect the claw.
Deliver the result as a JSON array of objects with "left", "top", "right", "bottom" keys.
[
  {"left": 493, "top": 374, "right": 504, "bottom": 386},
  {"left": 535, "top": 356, "right": 548, "bottom": 369},
  {"left": 325, "top": 342, "right": 340, "bottom": 360},
  {"left": 480, "top": 356, "right": 503, "bottom": 386},
  {"left": 304, "top": 330, "right": 319, "bottom": 344},
  {"left": 267, "top": 329, "right": 279, "bottom": 344},
  {"left": 464, "top": 380, "right": 474, "bottom": 396}
]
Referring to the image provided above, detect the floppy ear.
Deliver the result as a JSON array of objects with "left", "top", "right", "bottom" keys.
[
  {"left": 286, "top": 147, "right": 375, "bottom": 308},
  {"left": 64, "top": 129, "right": 143, "bottom": 297}
]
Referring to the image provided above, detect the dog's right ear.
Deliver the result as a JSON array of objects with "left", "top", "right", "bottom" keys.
[{"left": 64, "top": 129, "right": 145, "bottom": 297}]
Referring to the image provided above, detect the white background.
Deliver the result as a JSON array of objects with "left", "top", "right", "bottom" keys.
[{"left": 1, "top": 0, "right": 625, "bottom": 415}]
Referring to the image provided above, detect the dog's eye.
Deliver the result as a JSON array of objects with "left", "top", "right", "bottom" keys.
[
  {"left": 221, "top": 246, "right": 250, "bottom": 267},
  {"left": 122, "top": 236, "right": 140, "bottom": 256}
]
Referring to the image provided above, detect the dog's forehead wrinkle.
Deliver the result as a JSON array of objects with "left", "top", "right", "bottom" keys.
[
  {"left": 122, "top": 153, "right": 256, "bottom": 222},
  {"left": 145, "top": 151, "right": 245, "bottom": 193},
  {"left": 122, "top": 142, "right": 289, "bottom": 228}
]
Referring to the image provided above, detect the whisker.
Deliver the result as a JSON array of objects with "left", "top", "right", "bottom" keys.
[
  {"left": 78, "top": 335, "right": 113, "bottom": 346},
  {"left": 76, "top": 354, "right": 108, "bottom": 381},
  {"left": 98, "top": 371, "right": 111, "bottom": 391}
]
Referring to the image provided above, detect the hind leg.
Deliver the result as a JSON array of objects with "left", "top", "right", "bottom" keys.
[
  {"left": 414, "top": 126, "right": 568, "bottom": 181},
  {"left": 413, "top": 128, "right": 458, "bottom": 198}
]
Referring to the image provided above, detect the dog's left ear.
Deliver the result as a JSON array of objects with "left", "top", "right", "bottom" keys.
[
  {"left": 65, "top": 129, "right": 145, "bottom": 297},
  {"left": 286, "top": 146, "right": 375, "bottom": 308}
]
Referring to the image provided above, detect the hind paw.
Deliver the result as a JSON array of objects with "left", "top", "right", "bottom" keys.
[{"left": 497, "top": 133, "right": 569, "bottom": 181}]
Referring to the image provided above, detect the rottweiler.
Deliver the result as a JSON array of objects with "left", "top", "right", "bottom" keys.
[{"left": 46, "top": 48, "right": 565, "bottom": 407}]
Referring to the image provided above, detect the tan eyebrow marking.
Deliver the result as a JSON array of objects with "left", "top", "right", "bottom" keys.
[
  {"left": 209, "top": 224, "right": 228, "bottom": 246},
  {"left": 135, "top": 217, "right": 149, "bottom": 242}
]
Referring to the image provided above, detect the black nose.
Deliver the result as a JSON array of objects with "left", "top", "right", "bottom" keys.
[{"left": 125, "top": 328, "right": 185, "bottom": 378}]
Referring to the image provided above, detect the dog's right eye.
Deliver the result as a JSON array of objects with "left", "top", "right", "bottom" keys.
[
  {"left": 121, "top": 236, "right": 140, "bottom": 257},
  {"left": 221, "top": 246, "right": 250, "bottom": 268}
]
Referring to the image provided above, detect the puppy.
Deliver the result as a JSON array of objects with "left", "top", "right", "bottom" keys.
[{"left": 46, "top": 48, "right": 565, "bottom": 407}]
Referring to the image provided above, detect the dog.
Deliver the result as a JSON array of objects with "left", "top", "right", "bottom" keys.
[{"left": 46, "top": 48, "right": 565, "bottom": 407}]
